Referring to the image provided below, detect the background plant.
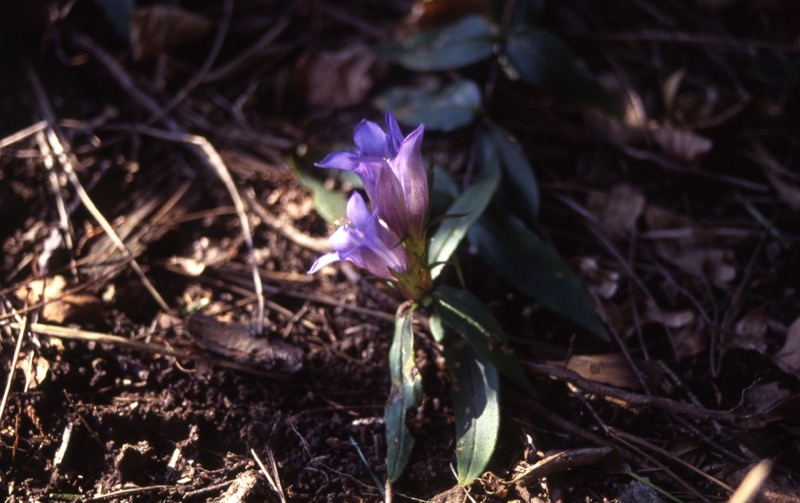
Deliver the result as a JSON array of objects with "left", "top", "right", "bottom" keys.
[{"left": 307, "top": 1, "right": 619, "bottom": 488}]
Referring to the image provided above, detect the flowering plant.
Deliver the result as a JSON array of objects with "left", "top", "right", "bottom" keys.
[{"left": 309, "top": 112, "right": 533, "bottom": 488}]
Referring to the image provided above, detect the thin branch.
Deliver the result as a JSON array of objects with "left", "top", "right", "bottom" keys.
[
  {"left": 0, "top": 312, "right": 28, "bottom": 427},
  {"left": 14, "top": 322, "right": 292, "bottom": 379},
  {"left": 524, "top": 361, "right": 769, "bottom": 428}
]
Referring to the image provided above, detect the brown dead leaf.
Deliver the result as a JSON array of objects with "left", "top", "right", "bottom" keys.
[
  {"left": 642, "top": 299, "right": 706, "bottom": 357},
  {"left": 15, "top": 275, "right": 105, "bottom": 324},
  {"left": 665, "top": 437, "right": 707, "bottom": 467},
  {"left": 670, "top": 326, "right": 708, "bottom": 358},
  {"left": 754, "top": 143, "right": 800, "bottom": 211},
  {"left": 643, "top": 298, "right": 695, "bottom": 329},
  {"left": 130, "top": 5, "right": 211, "bottom": 61},
  {"left": 17, "top": 354, "right": 50, "bottom": 390},
  {"left": 644, "top": 205, "right": 736, "bottom": 284},
  {"left": 292, "top": 44, "right": 385, "bottom": 109},
  {"left": 403, "top": 0, "right": 490, "bottom": 30},
  {"left": 575, "top": 256, "right": 619, "bottom": 299},
  {"left": 650, "top": 124, "right": 713, "bottom": 164},
  {"left": 586, "top": 184, "right": 645, "bottom": 240},
  {"left": 741, "top": 381, "right": 791, "bottom": 416},
  {"left": 773, "top": 316, "right": 800, "bottom": 377},
  {"left": 564, "top": 354, "right": 640, "bottom": 389},
  {"left": 726, "top": 461, "right": 800, "bottom": 503},
  {"left": 727, "top": 305, "right": 768, "bottom": 353}
]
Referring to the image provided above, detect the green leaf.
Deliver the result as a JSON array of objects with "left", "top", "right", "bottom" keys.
[
  {"left": 385, "top": 302, "right": 422, "bottom": 482},
  {"left": 450, "top": 345, "right": 500, "bottom": 486},
  {"left": 468, "top": 208, "right": 609, "bottom": 341},
  {"left": 380, "top": 15, "right": 497, "bottom": 71},
  {"left": 93, "top": 0, "right": 135, "bottom": 41},
  {"left": 433, "top": 286, "right": 533, "bottom": 393},
  {"left": 504, "top": 27, "right": 620, "bottom": 116},
  {"left": 429, "top": 134, "right": 501, "bottom": 278},
  {"left": 375, "top": 80, "right": 482, "bottom": 133},
  {"left": 293, "top": 166, "right": 347, "bottom": 223},
  {"left": 488, "top": 123, "right": 540, "bottom": 227}
]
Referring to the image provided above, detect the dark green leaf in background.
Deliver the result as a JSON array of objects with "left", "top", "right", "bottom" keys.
[
  {"left": 488, "top": 123, "right": 540, "bottom": 227},
  {"left": 293, "top": 163, "right": 347, "bottom": 224},
  {"left": 375, "top": 80, "right": 482, "bottom": 133},
  {"left": 504, "top": 27, "right": 620, "bottom": 116},
  {"left": 450, "top": 345, "right": 500, "bottom": 486},
  {"left": 433, "top": 286, "right": 533, "bottom": 393},
  {"left": 380, "top": 15, "right": 497, "bottom": 71},
  {"left": 385, "top": 303, "right": 422, "bottom": 482},
  {"left": 428, "top": 133, "right": 501, "bottom": 278},
  {"left": 469, "top": 208, "right": 609, "bottom": 341},
  {"left": 93, "top": 0, "right": 135, "bottom": 41}
]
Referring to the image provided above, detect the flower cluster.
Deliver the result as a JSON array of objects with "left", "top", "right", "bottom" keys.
[{"left": 309, "top": 112, "right": 432, "bottom": 300}]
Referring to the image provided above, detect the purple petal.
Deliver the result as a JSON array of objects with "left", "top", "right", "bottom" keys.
[
  {"left": 344, "top": 192, "right": 373, "bottom": 229},
  {"left": 308, "top": 252, "right": 341, "bottom": 274},
  {"left": 316, "top": 151, "right": 359, "bottom": 171},
  {"left": 354, "top": 120, "right": 390, "bottom": 158},
  {"left": 390, "top": 124, "right": 428, "bottom": 235},
  {"left": 375, "top": 167, "right": 412, "bottom": 239},
  {"left": 352, "top": 158, "right": 387, "bottom": 200},
  {"left": 385, "top": 111, "right": 404, "bottom": 154},
  {"left": 328, "top": 225, "right": 362, "bottom": 254}
]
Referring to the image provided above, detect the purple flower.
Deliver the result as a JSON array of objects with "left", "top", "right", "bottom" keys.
[
  {"left": 317, "top": 112, "right": 428, "bottom": 240},
  {"left": 308, "top": 193, "right": 409, "bottom": 280}
]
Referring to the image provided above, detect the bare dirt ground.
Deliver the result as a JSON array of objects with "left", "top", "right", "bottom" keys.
[{"left": 1, "top": 1, "right": 800, "bottom": 501}]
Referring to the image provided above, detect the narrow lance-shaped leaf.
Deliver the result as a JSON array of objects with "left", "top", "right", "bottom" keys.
[
  {"left": 488, "top": 123, "right": 540, "bottom": 228},
  {"left": 468, "top": 207, "right": 609, "bottom": 341},
  {"left": 449, "top": 345, "right": 500, "bottom": 486},
  {"left": 433, "top": 285, "right": 533, "bottom": 393},
  {"left": 429, "top": 134, "right": 501, "bottom": 279},
  {"left": 385, "top": 302, "right": 422, "bottom": 482},
  {"left": 380, "top": 15, "right": 497, "bottom": 71}
]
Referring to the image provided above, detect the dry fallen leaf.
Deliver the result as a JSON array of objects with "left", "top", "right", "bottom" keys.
[
  {"left": 130, "top": 5, "right": 211, "bottom": 61},
  {"left": 665, "top": 437, "right": 707, "bottom": 467},
  {"left": 773, "top": 316, "right": 800, "bottom": 377},
  {"left": 15, "top": 275, "right": 105, "bottom": 324},
  {"left": 575, "top": 256, "right": 620, "bottom": 299},
  {"left": 650, "top": 124, "right": 713, "bottom": 164},
  {"left": 726, "top": 461, "right": 800, "bottom": 503},
  {"left": 292, "top": 44, "right": 385, "bottom": 109},
  {"left": 586, "top": 184, "right": 645, "bottom": 240},
  {"left": 643, "top": 298, "right": 695, "bottom": 329},
  {"left": 754, "top": 143, "right": 800, "bottom": 211},
  {"left": 728, "top": 305, "right": 768, "bottom": 353},
  {"left": 642, "top": 299, "right": 706, "bottom": 358},
  {"left": 564, "top": 354, "right": 640, "bottom": 389},
  {"left": 644, "top": 205, "right": 736, "bottom": 284},
  {"left": 741, "top": 381, "right": 791, "bottom": 415}
]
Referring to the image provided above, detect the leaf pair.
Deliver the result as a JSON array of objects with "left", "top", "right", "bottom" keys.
[
  {"left": 377, "top": 14, "right": 620, "bottom": 132},
  {"left": 385, "top": 287, "right": 528, "bottom": 486},
  {"left": 427, "top": 125, "right": 609, "bottom": 340}
]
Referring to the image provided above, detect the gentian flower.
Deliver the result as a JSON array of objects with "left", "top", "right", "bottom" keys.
[
  {"left": 309, "top": 193, "right": 408, "bottom": 281},
  {"left": 316, "top": 112, "right": 428, "bottom": 241},
  {"left": 310, "top": 111, "right": 432, "bottom": 301}
]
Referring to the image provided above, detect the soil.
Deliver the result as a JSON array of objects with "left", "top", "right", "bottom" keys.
[{"left": 2, "top": 1, "right": 800, "bottom": 502}]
